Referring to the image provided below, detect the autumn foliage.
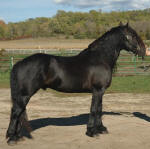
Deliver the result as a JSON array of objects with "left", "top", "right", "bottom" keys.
[{"left": 1, "top": 9, "right": 150, "bottom": 40}]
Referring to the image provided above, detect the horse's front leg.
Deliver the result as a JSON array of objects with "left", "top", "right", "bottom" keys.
[{"left": 86, "top": 87, "right": 108, "bottom": 137}]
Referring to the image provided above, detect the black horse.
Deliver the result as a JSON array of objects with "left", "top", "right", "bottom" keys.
[{"left": 6, "top": 23, "right": 145, "bottom": 145}]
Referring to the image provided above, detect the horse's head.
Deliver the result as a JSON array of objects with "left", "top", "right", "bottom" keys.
[{"left": 120, "top": 22, "right": 146, "bottom": 59}]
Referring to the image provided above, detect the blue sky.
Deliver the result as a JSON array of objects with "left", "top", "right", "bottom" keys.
[{"left": 0, "top": 0, "right": 150, "bottom": 23}]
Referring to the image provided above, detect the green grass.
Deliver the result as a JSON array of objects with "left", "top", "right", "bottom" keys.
[
  {"left": 0, "top": 72, "right": 10, "bottom": 88},
  {"left": 108, "top": 76, "right": 150, "bottom": 93},
  {"left": 0, "top": 80, "right": 10, "bottom": 88},
  {"left": 0, "top": 73, "right": 150, "bottom": 93}
]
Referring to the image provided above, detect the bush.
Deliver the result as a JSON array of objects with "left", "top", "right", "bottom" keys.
[{"left": 0, "top": 48, "right": 5, "bottom": 56}]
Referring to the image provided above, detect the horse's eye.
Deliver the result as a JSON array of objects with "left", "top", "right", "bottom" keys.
[{"left": 126, "top": 35, "right": 132, "bottom": 40}]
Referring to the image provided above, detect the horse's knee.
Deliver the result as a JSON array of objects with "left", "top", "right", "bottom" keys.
[
  {"left": 7, "top": 103, "right": 25, "bottom": 130},
  {"left": 12, "top": 107, "right": 22, "bottom": 118}
]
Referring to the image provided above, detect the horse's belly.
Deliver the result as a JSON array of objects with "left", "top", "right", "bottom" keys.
[
  {"left": 54, "top": 87, "right": 91, "bottom": 93},
  {"left": 48, "top": 77, "right": 90, "bottom": 93}
]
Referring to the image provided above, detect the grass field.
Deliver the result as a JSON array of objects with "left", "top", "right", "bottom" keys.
[{"left": 108, "top": 76, "right": 150, "bottom": 93}]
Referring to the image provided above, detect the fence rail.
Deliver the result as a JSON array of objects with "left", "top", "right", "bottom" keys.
[
  {"left": 4, "top": 48, "right": 81, "bottom": 55},
  {"left": 0, "top": 50, "right": 150, "bottom": 80}
]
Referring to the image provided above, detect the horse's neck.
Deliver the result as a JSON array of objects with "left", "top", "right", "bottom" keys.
[
  {"left": 99, "top": 40, "right": 121, "bottom": 69},
  {"left": 86, "top": 32, "right": 122, "bottom": 69}
]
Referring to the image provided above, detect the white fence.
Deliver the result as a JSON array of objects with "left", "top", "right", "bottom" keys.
[{"left": 4, "top": 48, "right": 82, "bottom": 55}]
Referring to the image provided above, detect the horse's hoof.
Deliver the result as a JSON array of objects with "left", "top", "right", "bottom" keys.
[
  {"left": 86, "top": 131, "right": 93, "bottom": 137},
  {"left": 86, "top": 131, "right": 100, "bottom": 137},
  {"left": 97, "top": 126, "right": 108, "bottom": 134},
  {"left": 7, "top": 139, "right": 17, "bottom": 146},
  {"left": 101, "top": 129, "right": 108, "bottom": 134},
  {"left": 18, "top": 137, "right": 25, "bottom": 142},
  {"left": 86, "top": 127, "right": 99, "bottom": 137}
]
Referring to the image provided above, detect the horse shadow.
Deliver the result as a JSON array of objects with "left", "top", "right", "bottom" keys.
[
  {"left": 22, "top": 111, "right": 150, "bottom": 138},
  {"left": 133, "top": 112, "right": 150, "bottom": 122},
  {"left": 29, "top": 111, "right": 150, "bottom": 131},
  {"left": 29, "top": 111, "right": 121, "bottom": 131}
]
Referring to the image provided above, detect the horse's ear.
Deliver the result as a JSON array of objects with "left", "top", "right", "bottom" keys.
[{"left": 119, "top": 21, "right": 124, "bottom": 26}]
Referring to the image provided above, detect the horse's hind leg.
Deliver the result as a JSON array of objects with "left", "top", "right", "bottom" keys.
[{"left": 16, "top": 110, "right": 32, "bottom": 140}]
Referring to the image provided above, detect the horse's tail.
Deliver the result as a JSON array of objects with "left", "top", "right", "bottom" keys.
[
  {"left": 6, "top": 66, "right": 20, "bottom": 139},
  {"left": 10, "top": 65, "right": 20, "bottom": 104},
  {"left": 8, "top": 65, "right": 32, "bottom": 138}
]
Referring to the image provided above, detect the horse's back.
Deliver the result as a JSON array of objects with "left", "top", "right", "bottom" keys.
[{"left": 10, "top": 53, "right": 86, "bottom": 93}]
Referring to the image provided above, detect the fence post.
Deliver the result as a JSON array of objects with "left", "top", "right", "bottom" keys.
[
  {"left": 10, "top": 56, "right": 14, "bottom": 70},
  {"left": 133, "top": 55, "right": 137, "bottom": 74}
]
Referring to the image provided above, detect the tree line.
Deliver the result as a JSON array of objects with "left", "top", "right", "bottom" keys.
[{"left": 0, "top": 9, "right": 150, "bottom": 40}]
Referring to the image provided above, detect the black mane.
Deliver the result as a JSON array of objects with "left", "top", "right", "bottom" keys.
[
  {"left": 79, "top": 26, "right": 122, "bottom": 55},
  {"left": 88, "top": 26, "right": 122, "bottom": 49},
  {"left": 79, "top": 26, "right": 123, "bottom": 69}
]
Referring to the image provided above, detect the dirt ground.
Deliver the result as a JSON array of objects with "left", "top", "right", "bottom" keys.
[
  {"left": 0, "top": 88, "right": 150, "bottom": 149},
  {"left": 0, "top": 38, "right": 93, "bottom": 49}
]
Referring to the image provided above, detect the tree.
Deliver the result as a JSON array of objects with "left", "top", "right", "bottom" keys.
[
  {"left": 0, "top": 20, "right": 6, "bottom": 39},
  {"left": 0, "top": 25, "right": 5, "bottom": 39},
  {"left": 1, "top": 9, "right": 150, "bottom": 39}
]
